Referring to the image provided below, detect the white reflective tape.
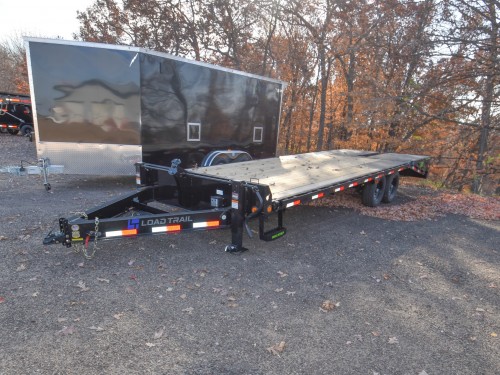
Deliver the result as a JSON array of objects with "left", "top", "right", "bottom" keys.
[
  {"left": 312, "top": 194, "right": 319, "bottom": 200},
  {"left": 152, "top": 226, "right": 166, "bottom": 233},
  {"left": 335, "top": 188, "right": 341, "bottom": 192},
  {"left": 286, "top": 202, "right": 295, "bottom": 208},
  {"left": 106, "top": 230, "right": 123, "bottom": 238}
]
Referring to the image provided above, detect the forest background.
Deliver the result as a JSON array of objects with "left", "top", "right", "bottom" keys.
[{"left": 1, "top": 0, "right": 498, "bottom": 195}]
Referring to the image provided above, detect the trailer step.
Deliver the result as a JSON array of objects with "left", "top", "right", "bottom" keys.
[{"left": 260, "top": 227, "right": 287, "bottom": 241}]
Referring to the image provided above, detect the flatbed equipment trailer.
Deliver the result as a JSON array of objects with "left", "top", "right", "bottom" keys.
[{"left": 44, "top": 150, "right": 429, "bottom": 255}]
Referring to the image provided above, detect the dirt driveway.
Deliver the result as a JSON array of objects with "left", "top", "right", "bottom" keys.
[{"left": 0, "top": 135, "right": 498, "bottom": 375}]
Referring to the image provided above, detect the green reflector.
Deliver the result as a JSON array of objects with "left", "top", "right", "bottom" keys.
[{"left": 271, "top": 231, "right": 285, "bottom": 240}]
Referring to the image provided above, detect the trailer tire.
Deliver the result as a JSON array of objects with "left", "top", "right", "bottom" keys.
[
  {"left": 382, "top": 173, "right": 399, "bottom": 203},
  {"left": 20, "top": 124, "right": 34, "bottom": 136},
  {"left": 362, "top": 176, "right": 386, "bottom": 207}
]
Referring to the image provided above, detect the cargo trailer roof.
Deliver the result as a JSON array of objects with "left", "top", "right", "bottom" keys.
[
  {"left": 187, "top": 150, "right": 429, "bottom": 201},
  {"left": 24, "top": 37, "right": 286, "bottom": 86}
]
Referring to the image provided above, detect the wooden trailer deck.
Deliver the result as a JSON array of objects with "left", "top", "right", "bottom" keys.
[{"left": 188, "top": 150, "right": 428, "bottom": 201}]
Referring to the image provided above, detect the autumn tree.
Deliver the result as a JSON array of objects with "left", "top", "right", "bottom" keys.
[{"left": 0, "top": 37, "right": 29, "bottom": 94}]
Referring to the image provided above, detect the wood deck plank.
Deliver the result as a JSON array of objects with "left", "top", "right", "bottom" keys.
[{"left": 188, "top": 150, "right": 427, "bottom": 201}]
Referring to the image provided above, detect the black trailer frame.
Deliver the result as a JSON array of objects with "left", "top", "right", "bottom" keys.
[{"left": 44, "top": 151, "right": 430, "bottom": 254}]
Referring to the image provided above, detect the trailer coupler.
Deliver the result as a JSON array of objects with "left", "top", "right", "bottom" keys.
[
  {"left": 43, "top": 218, "right": 72, "bottom": 247},
  {"left": 43, "top": 230, "right": 67, "bottom": 245}
]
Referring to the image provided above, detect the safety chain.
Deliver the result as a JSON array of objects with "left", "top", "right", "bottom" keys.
[
  {"left": 71, "top": 212, "right": 99, "bottom": 259},
  {"left": 82, "top": 217, "right": 100, "bottom": 259}
]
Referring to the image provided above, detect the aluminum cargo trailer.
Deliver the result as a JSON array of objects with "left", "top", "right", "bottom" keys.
[{"left": 25, "top": 38, "right": 284, "bottom": 175}]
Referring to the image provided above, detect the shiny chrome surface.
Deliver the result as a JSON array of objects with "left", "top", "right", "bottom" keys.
[{"left": 38, "top": 142, "right": 141, "bottom": 175}]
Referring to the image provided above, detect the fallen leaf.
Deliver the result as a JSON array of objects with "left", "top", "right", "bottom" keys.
[
  {"left": 180, "top": 294, "right": 187, "bottom": 300},
  {"left": 57, "top": 326, "right": 76, "bottom": 336},
  {"left": 274, "top": 288, "right": 283, "bottom": 292},
  {"left": 113, "top": 313, "right": 124, "bottom": 320},
  {"left": 491, "top": 332, "right": 497, "bottom": 337},
  {"left": 227, "top": 296, "right": 236, "bottom": 301},
  {"left": 32, "top": 291, "right": 39, "bottom": 297},
  {"left": 0, "top": 296, "right": 5, "bottom": 304},
  {"left": 16, "top": 264, "right": 26, "bottom": 272},
  {"left": 383, "top": 273, "right": 391, "bottom": 280},
  {"left": 360, "top": 230, "right": 366, "bottom": 235},
  {"left": 0, "top": 236, "right": 7, "bottom": 240},
  {"left": 267, "top": 341, "right": 286, "bottom": 356},
  {"left": 130, "top": 274, "right": 138, "bottom": 282},
  {"left": 209, "top": 240, "right": 217, "bottom": 245},
  {"left": 57, "top": 318, "right": 68, "bottom": 323},
  {"left": 182, "top": 307, "right": 194, "bottom": 314},
  {"left": 76, "top": 281, "right": 89, "bottom": 292},
  {"left": 128, "top": 259, "right": 135, "bottom": 266},
  {"left": 277, "top": 271, "right": 288, "bottom": 278},
  {"left": 320, "top": 300, "right": 339, "bottom": 312},
  {"left": 145, "top": 342, "right": 156, "bottom": 347},
  {"left": 388, "top": 336, "right": 399, "bottom": 344},
  {"left": 154, "top": 327, "right": 165, "bottom": 340},
  {"left": 371, "top": 331, "right": 381, "bottom": 337},
  {"left": 97, "top": 277, "right": 110, "bottom": 283},
  {"left": 488, "top": 283, "right": 498, "bottom": 289},
  {"left": 88, "top": 326, "right": 105, "bottom": 332},
  {"left": 77, "top": 262, "right": 85, "bottom": 268},
  {"left": 286, "top": 291, "right": 296, "bottom": 296},
  {"left": 418, "top": 371, "right": 429, "bottom": 375}
]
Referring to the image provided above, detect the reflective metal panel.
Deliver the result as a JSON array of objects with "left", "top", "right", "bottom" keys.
[
  {"left": 38, "top": 142, "right": 141, "bottom": 175},
  {"left": 140, "top": 54, "right": 282, "bottom": 167},
  {"left": 28, "top": 42, "right": 141, "bottom": 145}
]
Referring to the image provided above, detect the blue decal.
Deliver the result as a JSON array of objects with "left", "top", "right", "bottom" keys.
[{"left": 128, "top": 218, "right": 140, "bottom": 230}]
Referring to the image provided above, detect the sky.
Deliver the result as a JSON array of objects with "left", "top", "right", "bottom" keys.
[{"left": 0, "top": 0, "right": 96, "bottom": 44}]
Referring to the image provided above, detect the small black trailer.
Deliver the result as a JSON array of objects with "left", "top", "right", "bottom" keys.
[
  {"left": 0, "top": 92, "right": 34, "bottom": 136},
  {"left": 44, "top": 150, "right": 429, "bottom": 255}
]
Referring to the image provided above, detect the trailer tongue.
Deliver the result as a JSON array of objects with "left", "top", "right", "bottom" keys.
[{"left": 43, "top": 150, "right": 429, "bottom": 256}]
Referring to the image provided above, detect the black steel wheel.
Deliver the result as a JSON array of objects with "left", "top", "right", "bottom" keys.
[
  {"left": 362, "top": 176, "right": 387, "bottom": 207},
  {"left": 20, "top": 124, "right": 34, "bottom": 136},
  {"left": 382, "top": 173, "right": 399, "bottom": 203}
]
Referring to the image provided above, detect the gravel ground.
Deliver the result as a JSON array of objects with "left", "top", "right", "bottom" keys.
[{"left": 0, "top": 134, "right": 499, "bottom": 375}]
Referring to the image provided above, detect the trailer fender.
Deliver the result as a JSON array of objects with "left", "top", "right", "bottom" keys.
[{"left": 201, "top": 150, "right": 252, "bottom": 167}]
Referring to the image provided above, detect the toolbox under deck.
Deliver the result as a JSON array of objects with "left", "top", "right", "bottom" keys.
[{"left": 188, "top": 150, "right": 428, "bottom": 201}]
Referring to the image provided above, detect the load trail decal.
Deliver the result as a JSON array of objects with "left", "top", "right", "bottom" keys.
[{"left": 138, "top": 216, "right": 193, "bottom": 227}]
